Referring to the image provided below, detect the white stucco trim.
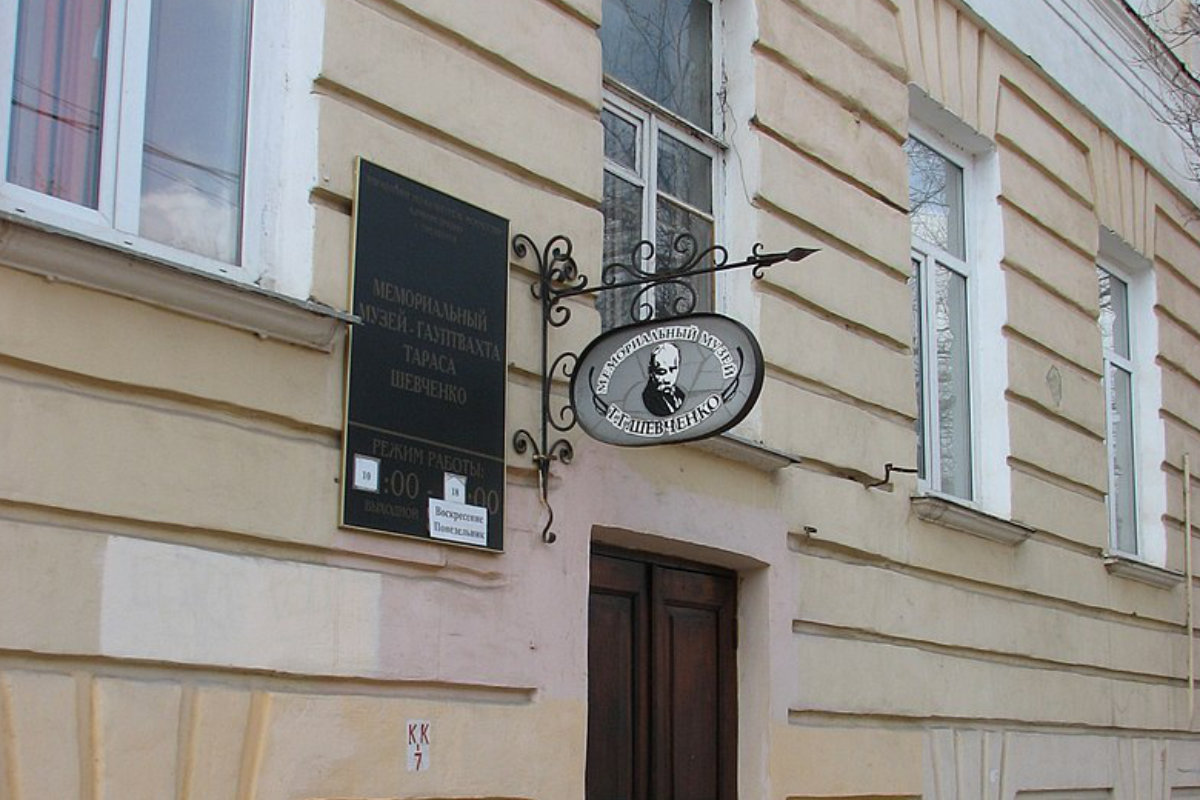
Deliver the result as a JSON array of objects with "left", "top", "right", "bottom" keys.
[
  {"left": 912, "top": 493, "right": 1035, "bottom": 545},
  {"left": 246, "top": 0, "right": 328, "bottom": 298}
]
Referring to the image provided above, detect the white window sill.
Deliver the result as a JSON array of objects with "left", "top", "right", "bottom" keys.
[
  {"left": 911, "top": 493, "right": 1035, "bottom": 545},
  {"left": 0, "top": 211, "right": 352, "bottom": 351},
  {"left": 1103, "top": 552, "right": 1185, "bottom": 589},
  {"left": 685, "top": 433, "right": 799, "bottom": 472}
]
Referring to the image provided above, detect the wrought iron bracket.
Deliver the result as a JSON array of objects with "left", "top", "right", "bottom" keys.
[{"left": 511, "top": 232, "right": 817, "bottom": 543}]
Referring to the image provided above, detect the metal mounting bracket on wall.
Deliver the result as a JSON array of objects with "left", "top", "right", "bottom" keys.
[{"left": 511, "top": 232, "right": 817, "bottom": 543}]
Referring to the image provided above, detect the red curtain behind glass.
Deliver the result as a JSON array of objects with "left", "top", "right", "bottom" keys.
[{"left": 8, "top": 0, "right": 107, "bottom": 207}]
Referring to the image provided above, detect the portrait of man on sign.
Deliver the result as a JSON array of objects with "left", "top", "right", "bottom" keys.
[{"left": 642, "top": 342, "right": 687, "bottom": 417}]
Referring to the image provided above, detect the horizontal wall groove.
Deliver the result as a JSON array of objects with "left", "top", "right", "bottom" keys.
[
  {"left": 774, "top": 0, "right": 908, "bottom": 85},
  {"left": 791, "top": 619, "right": 1182, "bottom": 687},
  {"left": 787, "top": 708, "right": 1200, "bottom": 738},
  {"left": 1008, "top": 456, "right": 1106, "bottom": 501},
  {"left": 1003, "top": 327, "right": 1102, "bottom": 382},
  {"left": 1156, "top": 257, "right": 1200, "bottom": 308},
  {"left": 1162, "top": 517, "right": 1200, "bottom": 550},
  {"left": 0, "top": 649, "right": 535, "bottom": 705},
  {"left": 1159, "top": 355, "right": 1200, "bottom": 396},
  {"left": 756, "top": 281, "right": 910, "bottom": 354},
  {"left": 1005, "top": 390, "right": 1105, "bottom": 443},
  {"left": 997, "top": 76, "right": 1094, "bottom": 160},
  {"left": 1002, "top": 261, "right": 1099, "bottom": 337},
  {"left": 0, "top": 356, "right": 340, "bottom": 444},
  {"left": 0, "top": 499, "right": 526, "bottom": 589},
  {"left": 313, "top": 77, "right": 599, "bottom": 212},
  {"left": 753, "top": 44, "right": 905, "bottom": 145},
  {"left": 310, "top": 186, "right": 352, "bottom": 216},
  {"left": 357, "top": 0, "right": 598, "bottom": 117},
  {"left": 781, "top": 457, "right": 892, "bottom": 489},
  {"left": 753, "top": 119, "right": 908, "bottom": 216},
  {"left": 996, "top": 136, "right": 1095, "bottom": 212},
  {"left": 756, "top": 197, "right": 909, "bottom": 284},
  {"left": 1157, "top": 303, "right": 1200, "bottom": 355},
  {"left": 1000, "top": 259, "right": 1097, "bottom": 324},
  {"left": 764, "top": 364, "right": 915, "bottom": 429},
  {"left": 535, "top": 0, "right": 598, "bottom": 28},
  {"left": 998, "top": 197, "right": 1095, "bottom": 262},
  {"left": 788, "top": 532, "right": 1180, "bottom": 634},
  {"left": 1153, "top": 214, "right": 1200, "bottom": 277},
  {"left": 1162, "top": 408, "right": 1200, "bottom": 443}
]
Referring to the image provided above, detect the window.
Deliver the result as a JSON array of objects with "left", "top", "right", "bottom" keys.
[
  {"left": 907, "top": 135, "right": 973, "bottom": 500},
  {"left": 1095, "top": 233, "right": 1168, "bottom": 568},
  {"left": 1098, "top": 266, "right": 1138, "bottom": 554},
  {"left": 599, "top": 0, "right": 720, "bottom": 329},
  {"left": 0, "top": 0, "right": 253, "bottom": 267},
  {"left": 1095, "top": 234, "right": 1171, "bottom": 564}
]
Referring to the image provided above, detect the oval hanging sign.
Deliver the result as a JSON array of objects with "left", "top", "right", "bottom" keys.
[{"left": 570, "top": 313, "right": 765, "bottom": 447}]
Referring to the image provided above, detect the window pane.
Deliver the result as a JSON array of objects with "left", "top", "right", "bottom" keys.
[
  {"left": 906, "top": 137, "right": 964, "bottom": 259},
  {"left": 600, "top": 0, "right": 712, "bottom": 130},
  {"left": 910, "top": 258, "right": 926, "bottom": 481},
  {"left": 600, "top": 171, "right": 645, "bottom": 328},
  {"left": 655, "top": 195, "right": 712, "bottom": 315},
  {"left": 935, "top": 263, "right": 972, "bottom": 499},
  {"left": 1097, "top": 267, "right": 1131, "bottom": 359},
  {"left": 8, "top": 0, "right": 109, "bottom": 207},
  {"left": 602, "top": 109, "right": 638, "bottom": 171},
  {"left": 139, "top": 0, "right": 250, "bottom": 263},
  {"left": 1107, "top": 363, "right": 1138, "bottom": 552},
  {"left": 657, "top": 131, "right": 711, "bottom": 212}
]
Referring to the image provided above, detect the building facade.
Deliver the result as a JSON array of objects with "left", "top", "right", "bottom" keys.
[{"left": 1, "top": 0, "right": 1199, "bottom": 798}]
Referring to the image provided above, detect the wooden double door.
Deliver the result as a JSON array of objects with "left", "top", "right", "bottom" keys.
[{"left": 586, "top": 548, "right": 738, "bottom": 800}]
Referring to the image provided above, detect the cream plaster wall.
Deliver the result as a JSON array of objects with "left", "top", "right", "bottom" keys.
[{"left": 2, "top": 0, "right": 1200, "bottom": 798}]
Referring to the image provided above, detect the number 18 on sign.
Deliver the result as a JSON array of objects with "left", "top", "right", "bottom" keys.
[{"left": 407, "top": 719, "right": 431, "bottom": 772}]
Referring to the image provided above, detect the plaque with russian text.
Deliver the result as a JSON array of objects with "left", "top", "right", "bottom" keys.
[{"left": 341, "top": 160, "right": 508, "bottom": 550}]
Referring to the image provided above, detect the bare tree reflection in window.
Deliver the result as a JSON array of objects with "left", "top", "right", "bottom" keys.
[
  {"left": 907, "top": 135, "right": 972, "bottom": 500},
  {"left": 601, "top": 0, "right": 712, "bottom": 131},
  {"left": 905, "top": 137, "right": 964, "bottom": 259}
]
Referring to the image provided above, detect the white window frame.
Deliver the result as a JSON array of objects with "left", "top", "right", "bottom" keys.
[
  {"left": 1097, "top": 231, "right": 1167, "bottom": 564},
  {"left": 908, "top": 127, "right": 977, "bottom": 503},
  {"left": 906, "top": 104, "right": 1009, "bottom": 516},
  {"left": 602, "top": 90, "right": 722, "bottom": 255},
  {"left": 0, "top": 0, "right": 311, "bottom": 289},
  {"left": 599, "top": 0, "right": 726, "bottom": 324}
]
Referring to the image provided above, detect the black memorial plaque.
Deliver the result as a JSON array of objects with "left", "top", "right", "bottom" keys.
[{"left": 341, "top": 160, "right": 508, "bottom": 550}]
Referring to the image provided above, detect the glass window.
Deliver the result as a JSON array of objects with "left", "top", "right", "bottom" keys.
[
  {"left": 8, "top": 0, "right": 109, "bottom": 208},
  {"left": 600, "top": 0, "right": 712, "bottom": 131},
  {"left": 4, "top": 0, "right": 253, "bottom": 265},
  {"left": 139, "top": 0, "right": 251, "bottom": 263},
  {"left": 908, "top": 135, "right": 973, "bottom": 500},
  {"left": 599, "top": 0, "right": 719, "bottom": 329},
  {"left": 906, "top": 136, "right": 964, "bottom": 259},
  {"left": 1098, "top": 267, "right": 1138, "bottom": 553}
]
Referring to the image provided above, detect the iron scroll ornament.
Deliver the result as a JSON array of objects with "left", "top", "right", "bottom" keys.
[{"left": 511, "top": 232, "right": 817, "bottom": 543}]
